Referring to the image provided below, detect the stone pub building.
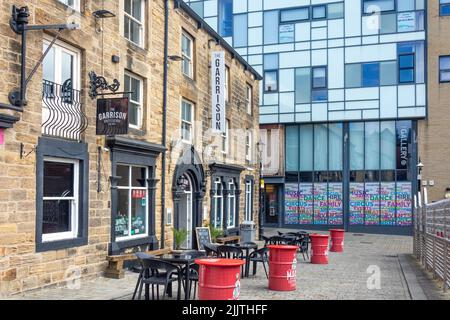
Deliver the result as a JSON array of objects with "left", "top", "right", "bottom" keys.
[{"left": 0, "top": 0, "right": 261, "bottom": 295}]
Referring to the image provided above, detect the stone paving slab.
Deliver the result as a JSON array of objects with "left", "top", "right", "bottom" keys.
[{"left": 5, "top": 230, "right": 448, "bottom": 300}]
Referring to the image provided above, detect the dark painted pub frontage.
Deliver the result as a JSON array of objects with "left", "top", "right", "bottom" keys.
[{"left": 261, "top": 120, "right": 417, "bottom": 235}]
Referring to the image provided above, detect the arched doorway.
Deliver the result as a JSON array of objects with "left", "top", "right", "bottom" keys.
[{"left": 172, "top": 146, "right": 206, "bottom": 249}]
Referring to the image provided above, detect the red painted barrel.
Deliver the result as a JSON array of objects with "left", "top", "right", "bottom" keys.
[
  {"left": 310, "top": 234, "right": 329, "bottom": 264},
  {"left": 329, "top": 229, "right": 345, "bottom": 252},
  {"left": 267, "top": 245, "right": 298, "bottom": 291},
  {"left": 195, "top": 258, "right": 245, "bottom": 300}
]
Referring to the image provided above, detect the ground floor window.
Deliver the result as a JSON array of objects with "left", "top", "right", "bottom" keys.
[
  {"left": 115, "top": 165, "right": 149, "bottom": 240},
  {"left": 283, "top": 121, "right": 414, "bottom": 228},
  {"left": 227, "top": 179, "right": 236, "bottom": 228},
  {"left": 212, "top": 177, "right": 224, "bottom": 229},
  {"left": 245, "top": 179, "right": 253, "bottom": 221},
  {"left": 43, "top": 157, "right": 79, "bottom": 242}
]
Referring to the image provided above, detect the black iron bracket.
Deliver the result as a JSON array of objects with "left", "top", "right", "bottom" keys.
[
  {"left": 20, "top": 143, "right": 37, "bottom": 159},
  {"left": 6, "top": 6, "right": 80, "bottom": 108},
  {"left": 88, "top": 71, "right": 132, "bottom": 99}
]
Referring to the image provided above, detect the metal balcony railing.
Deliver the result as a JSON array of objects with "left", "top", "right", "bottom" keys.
[
  {"left": 413, "top": 199, "right": 450, "bottom": 292},
  {"left": 42, "top": 79, "right": 88, "bottom": 140}
]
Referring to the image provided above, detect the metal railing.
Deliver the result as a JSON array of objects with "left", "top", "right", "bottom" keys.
[
  {"left": 42, "top": 79, "right": 88, "bottom": 140},
  {"left": 413, "top": 199, "right": 450, "bottom": 292}
]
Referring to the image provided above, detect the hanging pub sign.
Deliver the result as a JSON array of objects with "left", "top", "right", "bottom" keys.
[
  {"left": 396, "top": 121, "right": 412, "bottom": 170},
  {"left": 96, "top": 98, "right": 129, "bottom": 135},
  {"left": 211, "top": 51, "right": 226, "bottom": 134}
]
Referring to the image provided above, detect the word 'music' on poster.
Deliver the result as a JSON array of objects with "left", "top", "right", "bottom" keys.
[{"left": 211, "top": 51, "right": 225, "bottom": 134}]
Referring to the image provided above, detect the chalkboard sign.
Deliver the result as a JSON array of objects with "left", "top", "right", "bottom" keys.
[{"left": 195, "top": 227, "right": 211, "bottom": 250}]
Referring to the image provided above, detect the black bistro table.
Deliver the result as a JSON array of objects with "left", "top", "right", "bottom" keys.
[
  {"left": 160, "top": 251, "right": 205, "bottom": 300},
  {"left": 233, "top": 242, "right": 258, "bottom": 277}
]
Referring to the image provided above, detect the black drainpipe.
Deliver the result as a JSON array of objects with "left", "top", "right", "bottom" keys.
[{"left": 160, "top": 0, "right": 169, "bottom": 249}]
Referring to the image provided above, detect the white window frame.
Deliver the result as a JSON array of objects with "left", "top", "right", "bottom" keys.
[
  {"left": 43, "top": 37, "right": 81, "bottom": 90},
  {"left": 116, "top": 165, "right": 149, "bottom": 242},
  {"left": 124, "top": 0, "right": 145, "bottom": 47},
  {"left": 225, "top": 66, "right": 230, "bottom": 103},
  {"left": 245, "top": 180, "right": 253, "bottom": 221},
  {"left": 213, "top": 178, "right": 224, "bottom": 229},
  {"left": 42, "top": 157, "right": 79, "bottom": 243},
  {"left": 181, "top": 31, "right": 194, "bottom": 78},
  {"left": 58, "top": 0, "right": 80, "bottom": 11},
  {"left": 246, "top": 84, "right": 253, "bottom": 115},
  {"left": 181, "top": 99, "right": 194, "bottom": 144},
  {"left": 227, "top": 179, "right": 236, "bottom": 229},
  {"left": 245, "top": 130, "right": 253, "bottom": 162},
  {"left": 124, "top": 72, "right": 144, "bottom": 130}
]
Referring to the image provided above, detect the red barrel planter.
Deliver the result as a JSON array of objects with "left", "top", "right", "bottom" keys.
[
  {"left": 195, "top": 258, "right": 245, "bottom": 300},
  {"left": 309, "top": 234, "right": 329, "bottom": 264},
  {"left": 329, "top": 229, "right": 345, "bottom": 252},
  {"left": 267, "top": 245, "right": 299, "bottom": 291}
]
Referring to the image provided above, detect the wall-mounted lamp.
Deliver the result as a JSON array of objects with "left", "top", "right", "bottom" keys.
[
  {"left": 93, "top": 10, "right": 116, "bottom": 33},
  {"left": 168, "top": 55, "right": 183, "bottom": 62}
]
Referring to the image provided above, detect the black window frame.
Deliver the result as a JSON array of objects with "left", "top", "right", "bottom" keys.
[
  {"left": 311, "top": 66, "right": 328, "bottom": 102},
  {"left": 264, "top": 69, "right": 279, "bottom": 93},
  {"left": 36, "top": 137, "right": 89, "bottom": 252},
  {"left": 312, "top": 5, "right": 327, "bottom": 20},
  {"left": 440, "top": 56, "right": 450, "bottom": 83},
  {"left": 398, "top": 53, "right": 415, "bottom": 84},
  {"left": 279, "top": 7, "right": 310, "bottom": 23}
]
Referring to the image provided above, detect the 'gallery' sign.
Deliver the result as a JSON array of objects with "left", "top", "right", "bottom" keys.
[
  {"left": 211, "top": 51, "right": 226, "bottom": 134},
  {"left": 96, "top": 98, "right": 129, "bottom": 135}
]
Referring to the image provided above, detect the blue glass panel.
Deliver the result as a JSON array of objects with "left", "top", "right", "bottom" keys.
[
  {"left": 399, "top": 55, "right": 414, "bottom": 68},
  {"left": 219, "top": 0, "right": 233, "bottom": 37},
  {"left": 264, "top": 54, "right": 278, "bottom": 70},
  {"left": 362, "top": 63, "right": 380, "bottom": 87},
  {"left": 233, "top": 14, "right": 247, "bottom": 47},
  {"left": 312, "top": 89, "right": 327, "bottom": 102},
  {"left": 264, "top": 11, "right": 279, "bottom": 45},
  {"left": 399, "top": 70, "right": 414, "bottom": 83},
  {"left": 441, "top": 4, "right": 450, "bottom": 16}
]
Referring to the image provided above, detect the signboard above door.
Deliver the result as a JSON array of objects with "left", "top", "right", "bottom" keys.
[{"left": 96, "top": 98, "right": 129, "bottom": 135}]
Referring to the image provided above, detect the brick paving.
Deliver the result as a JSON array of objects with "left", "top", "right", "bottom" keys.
[{"left": 5, "top": 230, "right": 448, "bottom": 300}]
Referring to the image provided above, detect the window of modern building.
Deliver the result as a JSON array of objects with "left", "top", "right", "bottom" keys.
[
  {"left": 279, "top": 24, "right": 295, "bottom": 43},
  {"left": 227, "top": 179, "right": 236, "bottom": 228},
  {"left": 42, "top": 158, "right": 79, "bottom": 242},
  {"left": 439, "top": 56, "right": 450, "bottom": 82},
  {"left": 244, "top": 180, "right": 253, "bottom": 221},
  {"left": 124, "top": 0, "right": 144, "bottom": 46},
  {"left": 124, "top": 72, "right": 143, "bottom": 129},
  {"left": 398, "top": 53, "right": 415, "bottom": 83},
  {"left": 380, "top": 61, "right": 397, "bottom": 85},
  {"left": 264, "top": 70, "right": 278, "bottom": 92},
  {"left": 280, "top": 7, "right": 309, "bottom": 23},
  {"left": 234, "top": 14, "right": 248, "bottom": 47},
  {"left": 212, "top": 178, "right": 224, "bottom": 229},
  {"left": 312, "top": 5, "right": 326, "bottom": 19},
  {"left": 440, "top": 0, "right": 450, "bottom": 16},
  {"left": 398, "top": 42, "right": 425, "bottom": 83},
  {"left": 327, "top": 2, "right": 344, "bottom": 19},
  {"left": 246, "top": 84, "right": 253, "bottom": 115},
  {"left": 295, "top": 68, "right": 311, "bottom": 103},
  {"left": 362, "top": 63, "right": 380, "bottom": 87},
  {"left": 218, "top": 0, "right": 233, "bottom": 37},
  {"left": 286, "top": 126, "right": 300, "bottom": 172},
  {"left": 181, "top": 99, "right": 194, "bottom": 143},
  {"left": 246, "top": 130, "right": 252, "bottom": 162},
  {"left": 264, "top": 54, "right": 278, "bottom": 71},
  {"left": 190, "top": 1, "right": 204, "bottom": 18},
  {"left": 264, "top": 11, "right": 279, "bottom": 45},
  {"left": 312, "top": 67, "right": 327, "bottom": 102},
  {"left": 181, "top": 31, "right": 194, "bottom": 78},
  {"left": 397, "top": 0, "right": 415, "bottom": 11},
  {"left": 380, "top": 13, "right": 397, "bottom": 34},
  {"left": 363, "top": 0, "right": 395, "bottom": 14},
  {"left": 345, "top": 64, "right": 362, "bottom": 88},
  {"left": 115, "top": 165, "right": 149, "bottom": 240}
]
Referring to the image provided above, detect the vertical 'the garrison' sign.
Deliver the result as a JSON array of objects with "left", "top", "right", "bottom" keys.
[{"left": 211, "top": 51, "right": 226, "bottom": 134}]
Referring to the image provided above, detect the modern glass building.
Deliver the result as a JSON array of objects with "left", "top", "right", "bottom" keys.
[{"left": 186, "top": 0, "right": 426, "bottom": 234}]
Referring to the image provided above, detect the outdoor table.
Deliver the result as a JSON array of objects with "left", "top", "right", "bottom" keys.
[
  {"left": 233, "top": 242, "right": 258, "bottom": 277},
  {"left": 159, "top": 251, "right": 205, "bottom": 300}
]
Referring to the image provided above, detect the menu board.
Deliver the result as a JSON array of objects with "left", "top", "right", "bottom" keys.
[
  {"left": 396, "top": 182, "right": 412, "bottom": 226},
  {"left": 285, "top": 183, "right": 300, "bottom": 225},
  {"left": 313, "top": 183, "right": 328, "bottom": 225},
  {"left": 195, "top": 227, "right": 212, "bottom": 250},
  {"left": 299, "top": 183, "right": 313, "bottom": 224},
  {"left": 365, "top": 182, "right": 380, "bottom": 225},
  {"left": 380, "top": 182, "right": 396, "bottom": 225},
  {"left": 328, "top": 183, "right": 343, "bottom": 225},
  {"left": 349, "top": 183, "right": 365, "bottom": 225}
]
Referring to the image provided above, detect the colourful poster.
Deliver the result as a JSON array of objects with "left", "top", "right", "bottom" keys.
[
  {"left": 349, "top": 183, "right": 365, "bottom": 225},
  {"left": 328, "top": 183, "right": 343, "bottom": 225},
  {"left": 365, "top": 182, "right": 380, "bottom": 225},
  {"left": 396, "top": 182, "right": 412, "bottom": 226},
  {"left": 313, "top": 183, "right": 328, "bottom": 225},
  {"left": 380, "top": 182, "right": 396, "bottom": 225},
  {"left": 284, "top": 183, "right": 299, "bottom": 225},
  {"left": 298, "top": 183, "right": 313, "bottom": 224}
]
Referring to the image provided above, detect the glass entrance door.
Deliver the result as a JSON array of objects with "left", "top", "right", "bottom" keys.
[
  {"left": 264, "top": 184, "right": 280, "bottom": 225},
  {"left": 179, "top": 174, "right": 193, "bottom": 249}
]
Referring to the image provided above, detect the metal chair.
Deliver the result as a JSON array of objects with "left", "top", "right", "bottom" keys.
[
  {"left": 248, "top": 247, "right": 269, "bottom": 279},
  {"left": 217, "top": 245, "right": 244, "bottom": 259},
  {"left": 181, "top": 263, "right": 199, "bottom": 300},
  {"left": 203, "top": 243, "right": 218, "bottom": 257},
  {"left": 132, "top": 252, "right": 154, "bottom": 300},
  {"left": 267, "top": 235, "right": 292, "bottom": 245},
  {"left": 134, "top": 257, "right": 182, "bottom": 300},
  {"left": 261, "top": 235, "right": 271, "bottom": 246}
]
